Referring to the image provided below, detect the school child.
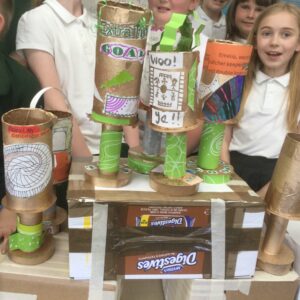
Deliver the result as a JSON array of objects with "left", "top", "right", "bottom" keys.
[
  {"left": 0, "top": 0, "right": 42, "bottom": 254},
  {"left": 196, "top": 0, "right": 228, "bottom": 39},
  {"left": 226, "top": 0, "right": 278, "bottom": 42},
  {"left": 222, "top": 2, "right": 300, "bottom": 197}
]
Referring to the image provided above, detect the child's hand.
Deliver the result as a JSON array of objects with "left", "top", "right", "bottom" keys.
[{"left": 0, "top": 208, "right": 17, "bottom": 254}]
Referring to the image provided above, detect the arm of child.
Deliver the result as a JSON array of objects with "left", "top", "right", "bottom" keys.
[
  {"left": 123, "top": 125, "right": 140, "bottom": 148},
  {"left": 221, "top": 124, "right": 233, "bottom": 163},
  {"left": 257, "top": 182, "right": 270, "bottom": 200},
  {"left": 24, "top": 49, "right": 92, "bottom": 158},
  {"left": 0, "top": 208, "right": 17, "bottom": 254}
]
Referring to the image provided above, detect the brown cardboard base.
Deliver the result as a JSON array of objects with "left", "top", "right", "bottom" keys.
[{"left": 85, "top": 162, "right": 132, "bottom": 188}]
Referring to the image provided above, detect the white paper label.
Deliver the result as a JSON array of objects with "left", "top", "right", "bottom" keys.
[
  {"left": 242, "top": 212, "right": 265, "bottom": 228},
  {"left": 149, "top": 52, "right": 183, "bottom": 69},
  {"left": 151, "top": 108, "right": 184, "bottom": 128}
]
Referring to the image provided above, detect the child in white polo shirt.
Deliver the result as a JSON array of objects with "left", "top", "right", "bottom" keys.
[
  {"left": 195, "top": 0, "right": 228, "bottom": 39},
  {"left": 222, "top": 3, "right": 300, "bottom": 198}
]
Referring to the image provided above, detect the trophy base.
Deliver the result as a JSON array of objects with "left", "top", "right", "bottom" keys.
[
  {"left": 8, "top": 233, "right": 55, "bottom": 265},
  {"left": 187, "top": 158, "right": 232, "bottom": 184},
  {"left": 128, "top": 146, "right": 163, "bottom": 174},
  {"left": 257, "top": 243, "right": 294, "bottom": 275},
  {"left": 85, "top": 162, "right": 131, "bottom": 188},
  {"left": 43, "top": 206, "right": 68, "bottom": 235},
  {"left": 149, "top": 170, "right": 202, "bottom": 196}
]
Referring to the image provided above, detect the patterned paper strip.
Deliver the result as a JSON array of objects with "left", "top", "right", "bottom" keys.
[
  {"left": 98, "top": 130, "right": 122, "bottom": 174},
  {"left": 164, "top": 133, "right": 186, "bottom": 179}
]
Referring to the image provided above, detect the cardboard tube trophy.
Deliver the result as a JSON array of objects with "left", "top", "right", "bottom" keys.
[
  {"left": 85, "top": 0, "right": 151, "bottom": 187},
  {"left": 2, "top": 108, "right": 57, "bottom": 265},
  {"left": 148, "top": 13, "right": 203, "bottom": 196},
  {"left": 188, "top": 40, "right": 252, "bottom": 184},
  {"left": 258, "top": 133, "right": 300, "bottom": 275}
]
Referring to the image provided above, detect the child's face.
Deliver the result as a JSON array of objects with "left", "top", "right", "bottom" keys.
[
  {"left": 256, "top": 11, "right": 300, "bottom": 77},
  {"left": 235, "top": 0, "right": 265, "bottom": 39},
  {"left": 202, "top": 0, "right": 228, "bottom": 15},
  {"left": 149, "top": 0, "right": 199, "bottom": 28}
]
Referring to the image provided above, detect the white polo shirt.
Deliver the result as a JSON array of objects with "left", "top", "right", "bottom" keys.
[
  {"left": 17, "top": 0, "right": 101, "bottom": 154},
  {"left": 195, "top": 6, "right": 226, "bottom": 40},
  {"left": 229, "top": 70, "right": 293, "bottom": 159}
]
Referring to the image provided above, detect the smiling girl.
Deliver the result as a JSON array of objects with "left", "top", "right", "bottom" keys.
[
  {"left": 222, "top": 3, "right": 300, "bottom": 197},
  {"left": 226, "top": 0, "right": 278, "bottom": 42}
]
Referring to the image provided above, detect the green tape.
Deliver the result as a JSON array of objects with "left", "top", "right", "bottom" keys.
[
  {"left": 92, "top": 111, "right": 131, "bottom": 126},
  {"left": 9, "top": 222, "right": 43, "bottom": 253},
  {"left": 193, "top": 24, "right": 205, "bottom": 48},
  {"left": 164, "top": 133, "right": 186, "bottom": 179},
  {"left": 101, "top": 70, "right": 134, "bottom": 89},
  {"left": 128, "top": 155, "right": 160, "bottom": 174},
  {"left": 188, "top": 59, "right": 197, "bottom": 111},
  {"left": 160, "top": 13, "right": 187, "bottom": 51},
  {"left": 99, "top": 130, "right": 122, "bottom": 173},
  {"left": 197, "top": 122, "right": 225, "bottom": 170}
]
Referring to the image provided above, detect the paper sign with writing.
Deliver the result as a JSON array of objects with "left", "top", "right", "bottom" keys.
[
  {"left": 151, "top": 108, "right": 184, "bottom": 128},
  {"left": 149, "top": 52, "right": 183, "bottom": 70}
]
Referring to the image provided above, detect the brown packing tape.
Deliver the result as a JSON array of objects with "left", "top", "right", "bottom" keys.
[{"left": 266, "top": 133, "right": 300, "bottom": 219}]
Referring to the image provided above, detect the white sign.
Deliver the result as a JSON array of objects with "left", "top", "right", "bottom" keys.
[
  {"left": 151, "top": 108, "right": 184, "bottom": 128},
  {"left": 149, "top": 52, "right": 183, "bottom": 69}
]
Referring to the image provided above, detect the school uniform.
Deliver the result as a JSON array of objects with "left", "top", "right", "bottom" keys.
[
  {"left": 17, "top": 0, "right": 101, "bottom": 154},
  {"left": 229, "top": 70, "right": 299, "bottom": 191},
  {"left": 195, "top": 6, "right": 226, "bottom": 40}
]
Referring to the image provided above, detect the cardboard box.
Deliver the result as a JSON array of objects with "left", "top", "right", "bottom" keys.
[{"left": 68, "top": 159, "right": 265, "bottom": 280}]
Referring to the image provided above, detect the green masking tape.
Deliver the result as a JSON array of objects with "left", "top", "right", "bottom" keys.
[
  {"left": 92, "top": 111, "right": 131, "bottom": 126},
  {"left": 99, "top": 130, "right": 122, "bottom": 174},
  {"left": 188, "top": 59, "right": 197, "bottom": 111},
  {"left": 9, "top": 222, "right": 43, "bottom": 253},
  {"left": 128, "top": 153, "right": 162, "bottom": 174},
  {"left": 164, "top": 133, "right": 186, "bottom": 179}
]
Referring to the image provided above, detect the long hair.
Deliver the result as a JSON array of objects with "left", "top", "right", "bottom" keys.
[
  {"left": 238, "top": 3, "right": 300, "bottom": 131},
  {"left": 0, "top": 0, "right": 13, "bottom": 39},
  {"left": 226, "top": 0, "right": 278, "bottom": 41}
]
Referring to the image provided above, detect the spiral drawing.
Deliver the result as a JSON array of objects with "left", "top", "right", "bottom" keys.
[{"left": 4, "top": 143, "right": 52, "bottom": 198}]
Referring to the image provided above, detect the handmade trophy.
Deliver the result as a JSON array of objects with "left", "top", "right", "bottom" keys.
[
  {"left": 85, "top": 0, "right": 150, "bottom": 187},
  {"left": 2, "top": 108, "right": 57, "bottom": 265},
  {"left": 258, "top": 133, "right": 300, "bottom": 275},
  {"left": 43, "top": 110, "right": 72, "bottom": 234},
  {"left": 187, "top": 40, "right": 252, "bottom": 184},
  {"left": 148, "top": 13, "right": 203, "bottom": 196}
]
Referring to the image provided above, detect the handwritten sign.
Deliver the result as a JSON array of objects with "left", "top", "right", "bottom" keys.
[
  {"left": 149, "top": 52, "right": 183, "bottom": 70},
  {"left": 151, "top": 108, "right": 184, "bottom": 128}
]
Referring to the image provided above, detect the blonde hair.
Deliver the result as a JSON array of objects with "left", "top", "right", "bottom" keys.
[
  {"left": 238, "top": 3, "right": 300, "bottom": 132},
  {"left": 0, "top": 0, "right": 13, "bottom": 38}
]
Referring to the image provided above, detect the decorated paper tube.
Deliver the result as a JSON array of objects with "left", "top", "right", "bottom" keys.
[
  {"left": 2, "top": 108, "right": 57, "bottom": 212},
  {"left": 1, "top": 108, "right": 56, "bottom": 265},
  {"left": 148, "top": 13, "right": 203, "bottom": 196},
  {"left": 86, "top": 1, "right": 150, "bottom": 187},
  {"left": 196, "top": 40, "right": 252, "bottom": 180},
  {"left": 258, "top": 133, "right": 300, "bottom": 275}
]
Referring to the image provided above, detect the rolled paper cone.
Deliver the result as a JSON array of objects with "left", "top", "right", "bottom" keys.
[
  {"left": 48, "top": 110, "right": 72, "bottom": 184},
  {"left": 2, "top": 108, "right": 56, "bottom": 212},
  {"left": 98, "top": 125, "right": 123, "bottom": 175},
  {"left": 164, "top": 133, "right": 186, "bottom": 179},
  {"left": 93, "top": 1, "right": 151, "bottom": 126},
  {"left": 197, "top": 122, "right": 225, "bottom": 170},
  {"left": 266, "top": 133, "right": 300, "bottom": 219},
  {"left": 198, "top": 40, "right": 252, "bottom": 122},
  {"left": 148, "top": 51, "right": 201, "bottom": 133}
]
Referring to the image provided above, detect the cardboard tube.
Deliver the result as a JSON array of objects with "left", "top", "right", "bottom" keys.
[{"left": 266, "top": 133, "right": 300, "bottom": 219}]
